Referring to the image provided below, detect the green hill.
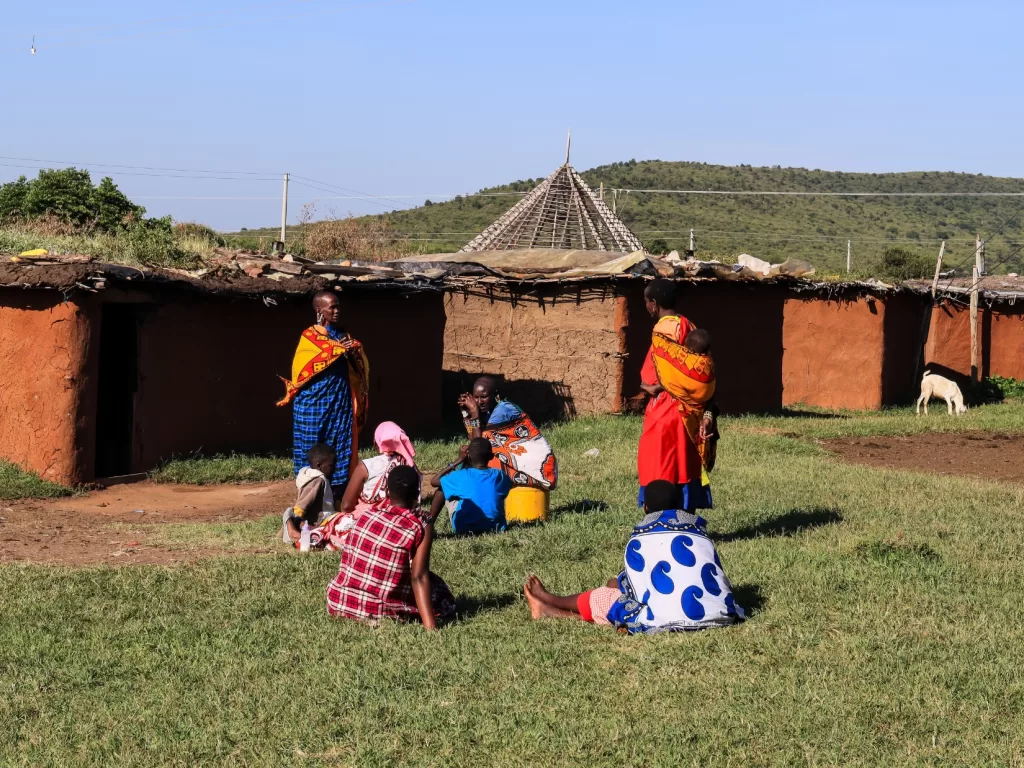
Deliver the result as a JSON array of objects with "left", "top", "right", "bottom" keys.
[{"left": 353, "top": 160, "right": 1024, "bottom": 276}]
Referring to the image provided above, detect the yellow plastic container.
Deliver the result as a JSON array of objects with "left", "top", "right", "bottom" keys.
[{"left": 505, "top": 486, "right": 550, "bottom": 524}]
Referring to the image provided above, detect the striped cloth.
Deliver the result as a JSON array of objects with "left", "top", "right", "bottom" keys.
[{"left": 291, "top": 326, "right": 353, "bottom": 484}]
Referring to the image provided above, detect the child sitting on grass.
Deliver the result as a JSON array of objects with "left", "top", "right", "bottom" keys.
[
  {"left": 282, "top": 443, "right": 355, "bottom": 550},
  {"left": 327, "top": 464, "right": 455, "bottom": 628},
  {"left": 429, "top": 438, "right": 512, "bottom": 535},
  {"left": 524, "top": 479, "right": 744, "bottom": 633}
]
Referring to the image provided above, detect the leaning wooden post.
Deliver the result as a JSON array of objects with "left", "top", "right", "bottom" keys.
[
  {"left": 931, "top": 240, "right": 945, "bottom": 297},
  {"left": 913, "top": 239, "right": 947, "bottom": 392},
  {"left": 970, "top": 264, "right": 980, "bottom": 384}
]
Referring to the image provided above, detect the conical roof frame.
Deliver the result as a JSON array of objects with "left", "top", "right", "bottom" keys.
[{"left": 461, "top": 157, "right": 645, "bottom": 254}]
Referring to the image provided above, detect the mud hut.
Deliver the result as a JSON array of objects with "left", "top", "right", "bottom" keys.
[
  {"left": 391, "top": 148, "right": 944, "bottom": 420},
  {"left": 0, "top": 256, "right": 446, "bottom": 485}
]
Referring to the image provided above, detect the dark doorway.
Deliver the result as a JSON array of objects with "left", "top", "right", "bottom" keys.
[{"left": 94, "top": 304, "right": 140, "bottom": 477}]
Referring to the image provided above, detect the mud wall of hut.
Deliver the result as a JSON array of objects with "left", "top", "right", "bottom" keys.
[
  {"left": 128, "top": 288, "right": 445, "bottom": 477},
  {"left": 0, "top": 286, "right": 445, "bottom": 485},
  {"left": 441, "top": 281, "right": 936, "bottom": 420},
  {"left": 0, "top": 290, "right": 98, "bottom": 484},
  {"left": 780, "top": 292, "right": 927, "bottom": 410},
  {"left": 440, "top": 284, "right": 625, "bottom": 421},
  {"left": 924, "top": 300, "right": 1024, "bottom": 382}
]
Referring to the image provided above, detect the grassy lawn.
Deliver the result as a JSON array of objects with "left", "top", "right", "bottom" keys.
[
  {"left": 149, "top": 453, "right": 292, "bottom": 485},
  {"left": 3, "top": 406, "right": 1024, "bottom": 766},
  {"left": 0, "top": 460, "right": 74, "bottom": 501}
]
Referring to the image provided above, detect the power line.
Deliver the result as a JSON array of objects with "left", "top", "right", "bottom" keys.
[
  {"left": 0, "top": 162, "right": 280, "bottom": 182},
  {"left": 289, "top": 179, "right": 398, "bottom": 211},
  {"left": 0, "top": 155, "right": 277, "bottom": 176},
  {"left": 934, "top": 201, "right": 1024, "bottom": 293},
  {"left": 7, "top": 0, "right": 321, "bottom": 39},
  {"left": 290, "top": 175, "right": 415, "bottom": 209},
  {"left": 7, "top": 157, "right": 1024, "bottom": 201},
  {"left": 5, "top": 0, "right": 414, "bottom": 53},
  {"left": 608, "top": 189, "right": 1024, "bottom": 197}
]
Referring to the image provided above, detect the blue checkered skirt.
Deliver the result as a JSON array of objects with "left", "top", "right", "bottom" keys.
[{"left": 292, "top": 358, "right": 353, "bottom": 484}]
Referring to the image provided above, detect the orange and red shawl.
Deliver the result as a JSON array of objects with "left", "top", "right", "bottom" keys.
[
  {"left": 650, "top": 331, "right": 717, "bottom": 470},
  {"left": 276, "top": 326, "right": 371, "bottom": 432}
]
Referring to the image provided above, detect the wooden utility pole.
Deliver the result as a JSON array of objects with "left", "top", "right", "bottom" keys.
[
  {"left": 599, "top": 182, "right": 604, "bottom": 202},
  {"left": 970, "top": 264, "right": 980, "bottom": 383},
  {"left": 280, "top": 172, "right": 290, "bottom": 245},
  {"left": 846, "top": 240, "right": 851, "bottom": 273},
  {"left": 931, "top": 240, "right": 945, "bottom": 297},
  {"left": 976, "top": 234, "right": 985, "bottom": 276},
  {"left": 689, "top": 228, "right": 695, "bottom": 252}
]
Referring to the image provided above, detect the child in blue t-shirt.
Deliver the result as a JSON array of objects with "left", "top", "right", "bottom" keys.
[{"left": 429, "top": 438, "right": 513, "bottom": 534}]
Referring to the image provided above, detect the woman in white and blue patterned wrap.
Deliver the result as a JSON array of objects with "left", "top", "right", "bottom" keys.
[{"left": 524, "top": 479, "right": 744, "bottom": 633}]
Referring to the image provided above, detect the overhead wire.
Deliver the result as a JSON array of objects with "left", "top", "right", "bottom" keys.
[
  {"left": 0, "top": 154, "right": 278, "bottom": 177},
  {"left": 7, "top": 0, "right": 325, "bottom": 39},
  {"left": 288, "top": 179, "right": 397, "bottom": 211},
  {"left": 933, "top": 201, "right": 1024, "bottom": 292},
  {"left": 6, "top": 0, "right": 415, "bottom": 53},
  {"left": 0, "top": 162, "right": 280, "bottom": 182}
]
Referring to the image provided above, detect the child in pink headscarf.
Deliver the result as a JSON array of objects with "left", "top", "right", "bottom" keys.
[{"left": 339, "top": 421, "right": 419, "bottom": 519}]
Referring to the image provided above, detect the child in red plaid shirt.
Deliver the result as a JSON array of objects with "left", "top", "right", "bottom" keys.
[{"left": 326, "top": 465, "right": 455, "bottom": 629}]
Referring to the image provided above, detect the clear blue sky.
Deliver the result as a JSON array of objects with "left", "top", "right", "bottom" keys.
[{"left": 3, "top": 0, "right": 1022, "bottom": 230}]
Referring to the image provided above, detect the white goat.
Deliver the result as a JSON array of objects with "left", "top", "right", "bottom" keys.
[{"left": 916, "top": 371, "right": 968, "bottom": 416}]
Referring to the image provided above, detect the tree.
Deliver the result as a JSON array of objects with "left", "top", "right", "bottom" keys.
[
  {"left": 22, "top": 168, "right": 96, "bottom": 226},
  {"left": 92, "top": 176, "right": 145, "bottom": 230},
  {"left": 0, "top": 168, "right": 144, "bottom": 231},
  {"left": 645, "top": 238, "right": 669, "bottom": 254},
  {"left": 0, "top": 175, "right": 30, "bottom": 220}
]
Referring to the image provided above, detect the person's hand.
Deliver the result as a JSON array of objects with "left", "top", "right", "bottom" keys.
[
  {"left": 457, "top": 393, "right": 479, "bottom": 418},
  {"left": 457, "top": 443, "right": 470, "bottom": 463},
  {"left": 699, "top": 412, "right": 714, "bottom": 442},
  {"left": 640, "top": 382, "right": 664, "bottom": 397},
  {"left": 340, "top": 337, "right": 361, "bottom": 353}
]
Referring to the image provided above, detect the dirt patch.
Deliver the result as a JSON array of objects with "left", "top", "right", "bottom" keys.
[
  {"left": 0, "top": 480, "right": 293, "bottom": 567},
  {"left": 821, "top": 431, "right": 1024, "bottom": 484}
]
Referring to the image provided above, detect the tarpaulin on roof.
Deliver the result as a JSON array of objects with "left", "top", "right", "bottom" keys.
[{"left": 392, "top": 249, "right": 649, "bottom": 277}]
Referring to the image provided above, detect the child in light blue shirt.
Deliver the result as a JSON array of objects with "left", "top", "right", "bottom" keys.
[{"left": 430, "top": 438, "right": 512, "bottom": 534}]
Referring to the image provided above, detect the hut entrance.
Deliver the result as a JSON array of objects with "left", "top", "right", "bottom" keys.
[{"left": 94, "top": 304, "right": 140, "bottom": 477}]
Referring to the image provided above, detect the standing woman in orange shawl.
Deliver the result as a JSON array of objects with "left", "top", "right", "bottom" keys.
[
  {"left": 637, "top": 279, "right": 715, "bottom": 511},
  {"left": 278, "top": 291, "right": 370, "bottom": 498}
]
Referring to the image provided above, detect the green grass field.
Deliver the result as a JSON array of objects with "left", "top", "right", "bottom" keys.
[
  {"left": 3, "top": 407, "right": 1024, "bottom": 766},
  {"left": 0, "top": 460, "right": 75, "bottom": 501}
]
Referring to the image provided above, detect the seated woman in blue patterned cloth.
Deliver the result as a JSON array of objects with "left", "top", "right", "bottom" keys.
[{"left": 523, "top": 480, "right": 745, "bottom": 634}]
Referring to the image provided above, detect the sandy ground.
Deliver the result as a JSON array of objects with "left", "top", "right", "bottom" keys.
[
  {"left": 0, "top": 480, "right": 293, "bottom": 567},
  {"left": 821, "top": 431, "right": 1024, "bottom": 484}
]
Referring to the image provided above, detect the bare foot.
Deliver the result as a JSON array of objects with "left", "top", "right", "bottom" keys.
[
  {"left": 523, "top": 576, "right": 544, "bottom": 620},
  {"left": 526, "top": 574, "right": 555, "bottom": 602}
]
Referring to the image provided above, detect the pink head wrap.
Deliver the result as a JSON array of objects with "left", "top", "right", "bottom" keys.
[{"left": 374, "top": 421, "right": 416, "bottom": 468}]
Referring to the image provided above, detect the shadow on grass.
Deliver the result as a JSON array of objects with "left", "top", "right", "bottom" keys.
[
  {"left": 733, "top": 584, "right": 765, "bottom": 617},
  {"left": 550, "top": 499, "right": 609, "bottom": 517},
  {"left": 766, "top": 409, "right": 849, "bottom": 420},
  {"left": 454, "top": 593, "right": 520, "bottom": 620},
  {"left": 714, "top": 507, "right": 843, "bottom": 543}
]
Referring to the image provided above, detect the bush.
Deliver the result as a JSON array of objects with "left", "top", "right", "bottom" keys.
[
  {"left": 877, "top": 247, "right": 931, "bottom": 281},
  {"left": 304, "top": 216, "right": 408, "bottom": 263},
  {"left": 988, "top": 376, "right": 1024, "bottom": 400},
  {"left": 173, "top": 222, "right": 224, "bottom": 245}
]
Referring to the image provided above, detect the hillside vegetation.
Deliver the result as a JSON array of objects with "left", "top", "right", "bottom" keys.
[{"left": 344, "top": 160, "right": 1024, "bottom": 276}]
